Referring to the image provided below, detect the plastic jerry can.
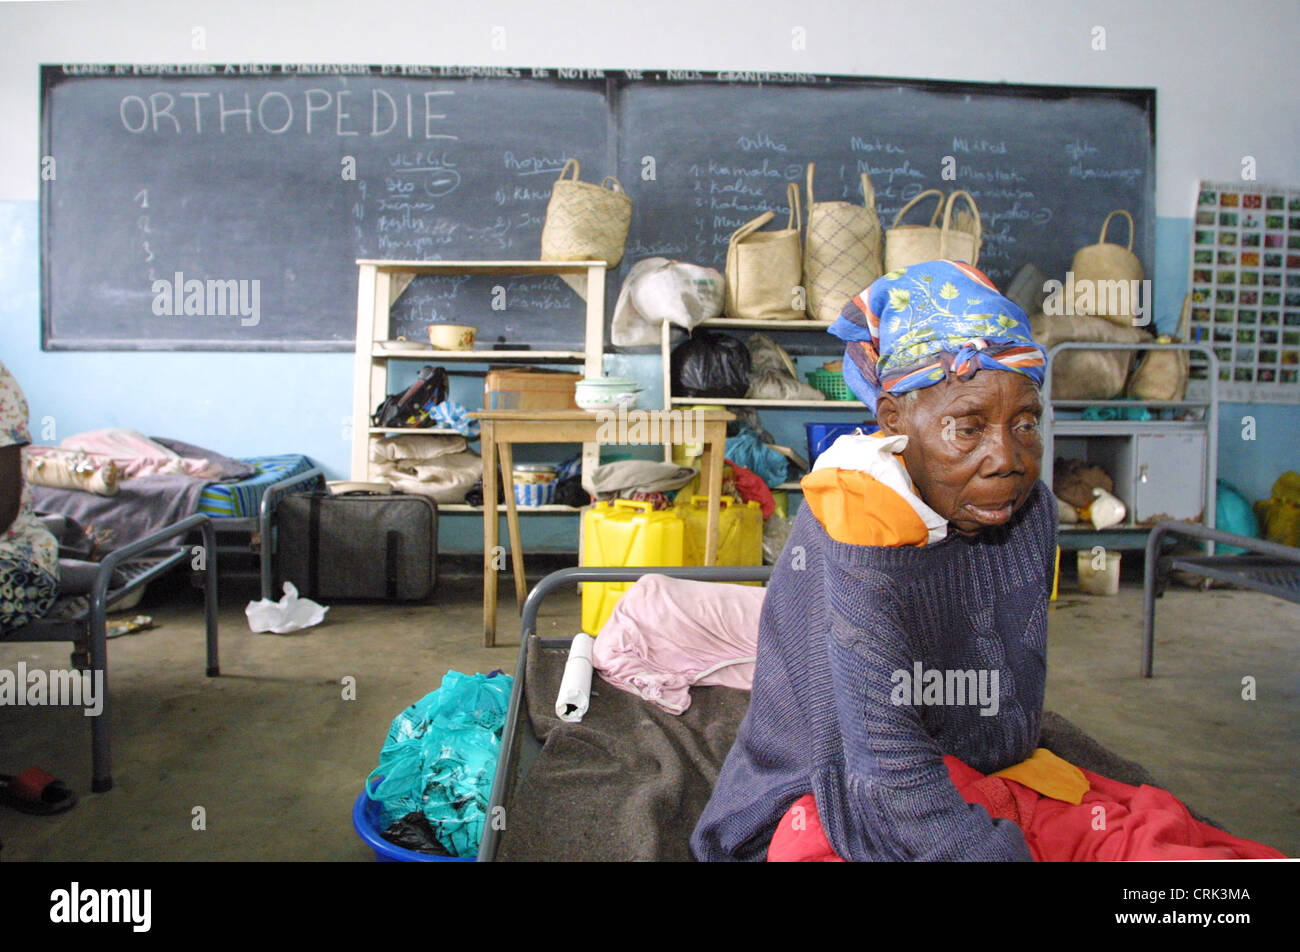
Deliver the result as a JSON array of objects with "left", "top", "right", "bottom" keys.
[
  {"left": 675, "top": 494, "right": 763, "bottom": 583},
  {"left": 581, "top": 499, "right": 684, "bottom": 635}
]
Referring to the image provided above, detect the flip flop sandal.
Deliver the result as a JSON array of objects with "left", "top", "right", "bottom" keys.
[{"left": 0, "top": 768, "right": 78, "bottom": 815}]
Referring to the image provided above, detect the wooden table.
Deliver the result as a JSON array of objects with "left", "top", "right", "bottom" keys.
[{"left": 472, "top": 408, "right": 735, "bottom": 646}]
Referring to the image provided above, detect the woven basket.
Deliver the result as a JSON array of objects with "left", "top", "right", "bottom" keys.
[
  {"left": 803, "top": 164, "right": 883, "bottom": 321},
  {"left": 805, "top": 368, "right": 853, "bottom": 401},
  {"left": 724, "top": 182, "right": 805, "bottom": 320},
  {"left": 1071, "top": 210, "right": 1144, "bottom": 326},
  {"left": 938, "top": 190, "right": 981, "bottom": 266},
  {"left": 540, "top": 158, "right": 633, "bottom": 297},
  {"left": 883, "top": 189, "right": 944, "bottom": 272}
]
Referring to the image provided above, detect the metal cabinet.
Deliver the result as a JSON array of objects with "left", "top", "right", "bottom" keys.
[{"left": 1041, "top": 341, "right": 1220, "bottom": 549}]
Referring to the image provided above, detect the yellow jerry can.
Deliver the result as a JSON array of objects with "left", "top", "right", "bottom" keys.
[
  {"left": 675, "top": 495, "right": 763, "bottom": 584},
  {"left": 580, "top": 499, "right": 685, "bottom": 635}
]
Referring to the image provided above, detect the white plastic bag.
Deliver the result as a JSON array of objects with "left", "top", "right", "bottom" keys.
[
  {"left": 611, "top": 257, "right": 724, "bottom": 347},
  {"left": 245, "top": 582, "right": 328, "bottom": 634}
]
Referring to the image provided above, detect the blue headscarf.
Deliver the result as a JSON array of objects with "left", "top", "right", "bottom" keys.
[{"left": 828, "top": 260, "right": 1046, "bottom": 413}]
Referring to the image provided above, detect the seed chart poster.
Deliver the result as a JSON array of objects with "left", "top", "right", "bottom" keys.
[{"left": 1186, "top": 180, "right": 1300, "bottom": 404}]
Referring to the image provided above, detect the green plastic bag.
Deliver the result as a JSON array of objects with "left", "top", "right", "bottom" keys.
[{"left": 366, "top": 670, "right": 512, "bottom": 857}]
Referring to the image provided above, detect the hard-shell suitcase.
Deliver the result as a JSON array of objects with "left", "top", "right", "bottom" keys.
[{"left": 275, "top": 491, "right": 438, "bottom": 601}]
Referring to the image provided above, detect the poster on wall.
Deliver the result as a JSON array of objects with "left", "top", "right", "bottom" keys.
[{"left": 1185, "top": 179, "right": 1300, "bottom": 404}]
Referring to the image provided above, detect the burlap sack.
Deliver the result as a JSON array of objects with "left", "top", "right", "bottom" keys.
[
  {"left": 724, "top": 182, "right": 805, "bottom": 321},
  {"left": 1071, "top": 210, "right": 1144, "bottom": 326},
  {"left": 803, "top": 164, "right": 882, "bottom": 321},
  {"left": 1031, "top": 312, "right": 1150, "bottom": 400},
  {"left": 1127, "top": 294, "right": 1191, "bottom": 401},
  {"left": 540, "top": 158, "right": 633, "bottom": 297}
]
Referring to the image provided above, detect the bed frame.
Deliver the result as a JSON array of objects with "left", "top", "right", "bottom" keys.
[
  {"left": 0, "top": 513, "right": 219, "bottom": 792},
  {"left": 477, "top": 564, "right": 772, "bottom": 862},
  {"left": 1142, "top": 519, "right": 1300, "bottom": 677},
  {"left": 208, "top": 465, "right": 324, "bottom": 600}
]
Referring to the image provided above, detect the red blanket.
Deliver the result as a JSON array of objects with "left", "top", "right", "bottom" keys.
[{"left": 768, "top": 756, "right": 1285, "bottom": 862}]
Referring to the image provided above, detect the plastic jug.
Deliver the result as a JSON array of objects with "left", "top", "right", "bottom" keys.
[
  {"left": 581, "top": 499, "right": 684, "bottom": 635},
  {"left": 674, "top": 495, "right": 762, "bottom": 582}
]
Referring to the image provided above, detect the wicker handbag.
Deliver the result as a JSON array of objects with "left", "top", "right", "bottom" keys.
[
  {"left": 802, "top": 164, "right": 883, "bottom": 321},
  {"left": 938, "top": 190, "right": 982, "bottom": 267},
  {"left": 540, "top": 158, "right": 633, "bottom": 296},
  {"left": 724, "top": 182, "right": 805, "bottom": 321},
  {"left": 883, "top": 189, "right": 944, "bottom": 272},
  {"left": 1071, "top": 210, "right": 1144, "bottom": 326},
  {"left": 884, "top": 189, "right": 982, "bottom": 271}
]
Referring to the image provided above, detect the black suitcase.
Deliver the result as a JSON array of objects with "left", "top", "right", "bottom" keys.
[{"left": 275, "top": 491, "right": 438, "bottom": 601}]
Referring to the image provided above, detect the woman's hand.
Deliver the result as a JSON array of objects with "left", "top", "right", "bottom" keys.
[{"left": 0, "top": 444, "right": 23, "bottom": 536}]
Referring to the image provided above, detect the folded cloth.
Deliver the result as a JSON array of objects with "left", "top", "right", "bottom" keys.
[
  {"left": 57, "top": 428, "right": 225, "bottom": 480},
  {"left": 592, "top": 574, "right": 766, "bottom": 714},
  {"left": 370, "top": 433, "right": 469, "bottom": 461},
  {"left": 589, "top": 460, "right": 697, "bottom": 497},
  {"left": 768, "top": 754, "right": 1286, "bottom": 862},
  {"left": 150, "top": 437, "right": 256, "bottom": 481}
]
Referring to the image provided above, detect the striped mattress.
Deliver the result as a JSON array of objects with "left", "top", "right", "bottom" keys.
[{"left": 198, "top": 454, "right": 321, "bottom": 518}]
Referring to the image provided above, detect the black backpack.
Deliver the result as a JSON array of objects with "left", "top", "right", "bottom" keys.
[{"left": 371, "top": 365, "right": 449, "bottom": 428}]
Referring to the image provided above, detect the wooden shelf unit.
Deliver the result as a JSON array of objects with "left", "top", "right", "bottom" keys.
[
  {"left": 658, "top": 314, "right": 870, "bottom": 482},
  {"left": 351, "top": 258, "right": 607, "bottom": 488}
]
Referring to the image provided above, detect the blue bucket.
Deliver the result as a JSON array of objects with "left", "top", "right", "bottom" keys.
[{"left": 352, "top": 779, "right": 476, "bottom": 863}]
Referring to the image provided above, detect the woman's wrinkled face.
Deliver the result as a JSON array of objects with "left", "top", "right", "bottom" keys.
[{"left": 876, "top": 372, "right": 1043, "bottom": 536}]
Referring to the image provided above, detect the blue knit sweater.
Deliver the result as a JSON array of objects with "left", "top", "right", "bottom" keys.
[{"left": 691, "top": 479, "right": 1058, "bottom": 861}]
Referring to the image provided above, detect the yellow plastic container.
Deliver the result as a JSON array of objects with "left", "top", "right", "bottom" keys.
[
  {"left": 675, "top": 494, "right": 763, "bottom": 584},
  {"left": 581, "top": 499, "right": 685, "bottom": 635}
]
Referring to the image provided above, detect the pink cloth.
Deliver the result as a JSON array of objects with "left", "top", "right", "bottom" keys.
[
  {"left": 51, "top": 428, "right": 223, "bottom": 480},
  {"left": 591, "top": 575, "right": 765, "bottom": 714}
]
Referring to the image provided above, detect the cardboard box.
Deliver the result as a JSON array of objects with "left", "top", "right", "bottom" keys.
[{"left": 484, "top": 368, "right": 581, "bottom": 411}]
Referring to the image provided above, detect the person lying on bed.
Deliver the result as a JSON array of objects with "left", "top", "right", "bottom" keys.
[
  {"left": 0, "top": 360, "right": 59, "bottom": 630},
  {"left": 691, "top": 261, "right": 1282, "bottom": 862}
]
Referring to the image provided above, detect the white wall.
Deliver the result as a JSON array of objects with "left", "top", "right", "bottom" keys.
[{"left": 4, "top": 0, "right": 1297, "bottom": 208}]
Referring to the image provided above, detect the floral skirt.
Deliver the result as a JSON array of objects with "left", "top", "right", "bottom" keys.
[{"left": 0, "top": 555, "right": 58, "bottom": 630}]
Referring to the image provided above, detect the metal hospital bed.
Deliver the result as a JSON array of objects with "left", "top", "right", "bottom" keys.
[
  {"left": 1142, "top": 520, "right": 1300, "bottom": 677},
  {"left": 477, "top": 564, "right": 772, "bottom": 862}
]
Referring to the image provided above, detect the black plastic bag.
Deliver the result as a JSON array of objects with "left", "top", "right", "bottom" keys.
[
  {"left": 381, "top": 811, "right": 455, "bottom": 856},
  {"left": 671, "top": 330, "right": 751, "bottom": 399}
]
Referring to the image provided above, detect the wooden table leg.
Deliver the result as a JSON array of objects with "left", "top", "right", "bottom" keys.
[
  {"left": 702, "top": 423, "right": 724, "bottom": 566},
  {"left": 497, "top": 440, "right": 527, "bottom": 611},
  {"left": 482, "top": 421, "right": 498, "bottom": 647}
]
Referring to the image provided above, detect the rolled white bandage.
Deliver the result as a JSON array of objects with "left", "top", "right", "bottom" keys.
[{"left": 555, "top": 632, "right": 597, "bottom": 722}]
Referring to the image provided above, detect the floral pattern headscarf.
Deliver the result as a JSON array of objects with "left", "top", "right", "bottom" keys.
[{"left": 828, "top": 260, "right": 1046, "bottom": 413}]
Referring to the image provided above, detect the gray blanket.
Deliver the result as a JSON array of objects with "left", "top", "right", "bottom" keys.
[
  {"left": 496, "top": 637, "right": 1213, "bottom": 862},
  {"left": 33, "top": 474, "right": 209, "bottom": 561}
]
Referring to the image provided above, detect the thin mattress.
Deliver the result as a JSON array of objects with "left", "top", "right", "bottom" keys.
[{"left": 198, "top": 454, "right": 321, "bottom": 518}]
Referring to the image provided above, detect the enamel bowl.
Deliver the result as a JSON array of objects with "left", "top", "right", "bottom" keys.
[
  {"left": 574, "top": 377, "right": 642, "bottom": 411},
  {"left": 427, "top": 324, "right": 477, "bottom": 350}
]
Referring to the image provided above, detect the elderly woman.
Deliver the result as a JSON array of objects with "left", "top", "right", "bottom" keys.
[
  {"left": 1, "top": 359, "right": 59, "bottom": 631},
  {"left": 691, "top": 260, "right": 1280, "bottom": 862}
]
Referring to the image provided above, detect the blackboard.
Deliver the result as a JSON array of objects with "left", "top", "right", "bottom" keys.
[{"left": 41, "top": 66, "right": 1154, "bottom": 351}]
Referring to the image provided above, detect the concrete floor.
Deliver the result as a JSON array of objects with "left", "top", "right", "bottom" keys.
[{"left": 1, "top": 559, "right": 1296, "bottom": 861}]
